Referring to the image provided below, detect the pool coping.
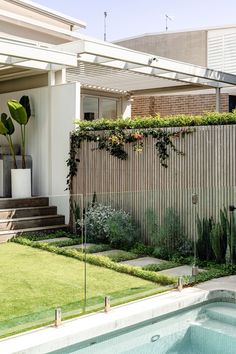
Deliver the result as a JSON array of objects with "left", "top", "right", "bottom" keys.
[{"left": 1, "top": 287, "right": 236, "bottom": 354}]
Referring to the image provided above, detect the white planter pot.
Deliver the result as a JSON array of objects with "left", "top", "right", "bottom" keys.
[{"left": 11, "top": 169, "right": 31, "bottom": 198}]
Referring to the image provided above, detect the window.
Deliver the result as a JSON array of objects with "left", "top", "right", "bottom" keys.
[
  {"left": 101, "top": 99, "right": 117, "bottom": 119},
  {"left": 83, "top": 96, "right": 99, "bottom": 121},
  {"left": 82, "top": 95, "right": 119, "bottom": 120}
]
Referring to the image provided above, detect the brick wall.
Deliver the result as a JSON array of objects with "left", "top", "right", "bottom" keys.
[{"left": 132, "top": 94, "right": 229, "bottom": 117}]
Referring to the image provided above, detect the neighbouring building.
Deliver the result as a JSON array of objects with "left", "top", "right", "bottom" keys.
[{"left": 115, "top": 26, "right": 236, "bottom": 116}]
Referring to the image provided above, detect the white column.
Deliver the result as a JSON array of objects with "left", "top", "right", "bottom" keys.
[
  {"left": 55, "top": 69, "right": 67, "bottom": 85},
  {"left": 47, "top": 70, "right": 54, "bottom": 195},
  {"left": 215, "top": 87, "right": 221, "bottom": 113},
  {"left": 122, "top": 96, "right": 132, "bottom": 118}
]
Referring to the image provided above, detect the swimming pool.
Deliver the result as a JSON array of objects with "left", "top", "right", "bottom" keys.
[{"left": 49, "top": 300, "right": 236, "bottom": 354}]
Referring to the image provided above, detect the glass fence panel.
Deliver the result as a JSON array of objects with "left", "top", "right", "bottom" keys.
[
  {"left": 3, "top": 186, "right": 236, "bottom": 339},
  {"left": 0, "top": 194, "right": 84, "bottom": 339}
]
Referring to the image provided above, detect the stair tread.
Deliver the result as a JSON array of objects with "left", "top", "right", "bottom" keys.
[
  {"left": 0, "top": 206, "right": 55, "bottom": 212},
  {"left": 0, "top": 197, "right": 49, "bottom": 209},
  {"left": 192, "top": 318, "right": 236, "bottom": 337},
  {"left": 0, "top": 215, "right": 64, "bottom": 223},
  {"left": 0, "top": 224, "right": 68, "bottom": 235},
  {"left": 0, "top": 196, "right": 47, "bottom": 201},
  {"left": 207, "top": 304, "right": 236, "bottom": 319}
]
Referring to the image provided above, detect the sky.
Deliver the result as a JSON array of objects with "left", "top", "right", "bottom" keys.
[{"left": 35, "top": 0, "right": 236, "bottom": 41}]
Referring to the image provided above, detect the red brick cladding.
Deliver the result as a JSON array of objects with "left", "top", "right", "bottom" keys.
[{"left": 132, "top": 94, "right": 229, "bottom": 117}]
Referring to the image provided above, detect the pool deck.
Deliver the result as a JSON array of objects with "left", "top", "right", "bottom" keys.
[{"left": 1, "top": 276, "right": 236, "bottom": 354}]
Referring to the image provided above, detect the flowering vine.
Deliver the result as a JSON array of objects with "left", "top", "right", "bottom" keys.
[{"left": 66, "top": 127, "right": 193, "bottom": 189}]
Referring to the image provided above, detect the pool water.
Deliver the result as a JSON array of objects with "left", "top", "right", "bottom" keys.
[{"left": 50, "top": 301, "right": 236, "bottom": 354}]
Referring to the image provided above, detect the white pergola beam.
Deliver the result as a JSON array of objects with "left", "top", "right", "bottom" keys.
[
  {"left": 78, "top": 53, "right": 222, "bottom": 88},
  {"left": 75, "top": 39, "right": 236, "bottom": 86},
  {"left": 0, "top": 38, "right": 77, "bottom": 67}
]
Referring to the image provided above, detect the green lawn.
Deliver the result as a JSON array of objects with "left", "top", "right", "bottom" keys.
[{"left": 0, "top": 243, "right": 165, "bottom": 336}]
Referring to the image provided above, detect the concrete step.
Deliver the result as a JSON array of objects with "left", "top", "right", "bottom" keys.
[
  {"left": 0, "top": 197, "right": 49, "bottom": 209},
  {"left": 0, "top": 215, "right": 65, "bottom": 230},
  {"left": 0, "top": 206, "right": 57, "bottom": 219},
  {"left": 0, "top": 225, "right": 69, "bottom": 243}
]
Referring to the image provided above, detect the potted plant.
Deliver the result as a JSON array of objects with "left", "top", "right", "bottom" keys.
[
  {"left": 7, "top": 96, "right": 32, "bottom": 198},
  {"left": 0, "top": 113, "right": 17, "bottom": 169}
]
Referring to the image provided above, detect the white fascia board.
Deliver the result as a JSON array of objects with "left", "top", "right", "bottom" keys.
[
  {"left": 0, "top": 9, "right": 82, "bottom": 42},
  {"left": 77, "top": 39, "right": 236, "bottom": 86},
  {"left": 0, "top": 38, "right": 77, "bottom": 67},
  {"left": 6, "top": 0, "right": 86, "bottom": 29},
  {"left": 0, "top": 55, "right": 62, "bottom": 70}
]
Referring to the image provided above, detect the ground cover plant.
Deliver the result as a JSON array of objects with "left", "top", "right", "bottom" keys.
[{"left": 0, "top": 243, "right": 170, "bottom": 338}]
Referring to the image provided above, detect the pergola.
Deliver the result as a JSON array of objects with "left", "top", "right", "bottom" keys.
[
  {"left": 61, "top": 37, "right": 236, "bottom": 112},
  {"left": 1, "top": 34, "right": 236, "bottom": 112}
]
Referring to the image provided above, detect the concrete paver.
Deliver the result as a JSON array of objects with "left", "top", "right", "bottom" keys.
[
  {"left": 37, "top": 237, "right": 71, "bottom": 243},
  {"left": 92, "top": 249, "right": 122, "bottom": 256},
  {"left": 63, "top": 243, "right": 96, "bottom": 249},
  {"left": 120, "top": 256, "right": 165, "bottom": 267},
  {"left": 159, "top": 265, "right": 205, "bottom": 277},
  {"left": 197, "top": 275, "right": 236, "bottom": 291}
]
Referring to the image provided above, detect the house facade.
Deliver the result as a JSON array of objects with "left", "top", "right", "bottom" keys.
[{"left": 0, "top": 0, "right": 235, "bottom": 221}]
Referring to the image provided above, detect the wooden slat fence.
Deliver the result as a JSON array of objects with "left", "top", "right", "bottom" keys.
[{"left": 72, "top": 125, "right": 236, "bottom": 244}]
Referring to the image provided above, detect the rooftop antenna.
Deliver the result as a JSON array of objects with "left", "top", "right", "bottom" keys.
[
  {"left": 165, "top": 14, "right": 173, "bottom": 31},
  {"left": 104, "top": 11, "right": 107, "bottom": 41}
]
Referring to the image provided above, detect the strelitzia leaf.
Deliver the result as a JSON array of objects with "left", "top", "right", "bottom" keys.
[
  {"left": 1, "top": 113, "right": 15, "bottom": 135},
  {"left": 7, "top": 100, "right": 28, "bottom": 125},
  {"left": 0, "top": 120, "right": 8, "bottom": 135}
]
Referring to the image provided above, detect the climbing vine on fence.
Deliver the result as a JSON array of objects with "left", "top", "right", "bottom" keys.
[{"left": 66, "top": 118, "right": 194, "bottom": 189}]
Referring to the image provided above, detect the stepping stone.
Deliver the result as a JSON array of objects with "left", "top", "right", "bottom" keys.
[
  {"left": 63, "top": 243, "right": 96, "bottom": 249},
  {"left": 93, "top": 249, "right": 122, "bottom": 256},
  {"left": 120, "top": 257, "right": 165, "bottom": 267},
  {"left": 37, "top": 237, "right": 71, "bottom": 243},
  {"left": 158, "top": 265, "right": 205, "bottom": 277}
]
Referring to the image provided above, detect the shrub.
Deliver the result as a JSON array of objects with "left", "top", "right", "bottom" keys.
[
  {"left": 145, "top": 208, "right": 159, "bottom": 245},
  {"left": 75, "top": 112, "right": 236, "bottom": 131},
  {"left": 130, "top": 242, "right": 154, "bottom": 256},
  {"left": 154, "top": 208, "right": 191, "bottom": 258},
  {"left": 104, "top": 210, "right": 137, "bottom": 249},
  {"left": 210, "top": 220, "right": 228, "bottom": 264},
  {"left": 83, "top": 204, "right": 116, "bottom": 243},
  {"left": 83, "top": 204, "right": 137, "bottom": 248},
  {"left": 196, "top": 216, "right": 214, "bottom": 261}
]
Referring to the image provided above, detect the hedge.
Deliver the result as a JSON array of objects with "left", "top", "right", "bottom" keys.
[{"left": 74, "top": 112, "right": 236, "bottom": 131}]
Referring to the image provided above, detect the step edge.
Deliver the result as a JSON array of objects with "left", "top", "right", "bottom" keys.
[
  {"left": 0, "top": 215, "right": 65, "bottom": 223},
  {"left": 0, "top": 206, "right": 57, "bottom": 212},
  {"left": 0, "top": 224, "right": 69, "bottom": 235}
]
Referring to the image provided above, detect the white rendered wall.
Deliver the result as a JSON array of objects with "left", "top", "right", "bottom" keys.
[
  {"left": 0, "top": 82, "right": 80, "bottom": 222},
  {"left": 122, "top": 97, "right": 131, "bottom": 118},
  {"left": 50, "top": 82, "right": 80, "bottom": 221},
  {"left": 0, "top": 87, "right": 49, "bottom": 196}
]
